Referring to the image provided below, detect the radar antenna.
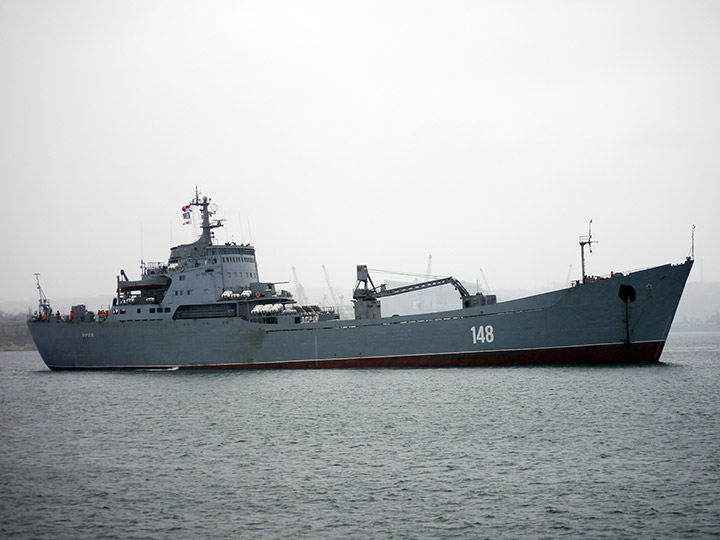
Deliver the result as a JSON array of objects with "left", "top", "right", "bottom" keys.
[{"left": 579, "top": 220, "right": 597, "bottom": 283}]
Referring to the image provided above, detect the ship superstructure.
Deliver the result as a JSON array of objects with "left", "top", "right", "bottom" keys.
[
  {"left": 28, "top": 192, "right": 693, "bottom": 370},
  {"left": 103, "top": 192, "right": 337, "bottom": 325}
]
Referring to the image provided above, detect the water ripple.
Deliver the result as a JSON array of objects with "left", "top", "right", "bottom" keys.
[{"left": 1, "top": 332, "right": 719, "bottom": 539}]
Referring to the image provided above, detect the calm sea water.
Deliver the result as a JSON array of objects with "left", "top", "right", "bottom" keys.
[{"left": 1, "top": 332, "right": 719, "bottom": 540}]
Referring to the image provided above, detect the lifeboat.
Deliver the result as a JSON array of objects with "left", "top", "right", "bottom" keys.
[{"left": 117, "top": 276, "right": 170, "bottom": 293}]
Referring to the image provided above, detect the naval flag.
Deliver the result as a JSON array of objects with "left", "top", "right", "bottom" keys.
[{"left": 182, "top": 205, "right": 192, "bottom": 225}]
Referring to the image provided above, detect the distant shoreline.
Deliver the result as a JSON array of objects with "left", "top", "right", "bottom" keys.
[
  {"left": 671, "top": 324, "right": 720, "bottom": 333},
  {"left": 0, "top": 321, "right": 36, "bottom": 351}
]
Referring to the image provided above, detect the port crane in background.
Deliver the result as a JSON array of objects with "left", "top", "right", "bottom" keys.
[
  {"left": 322, "top": 265, "right": 344, "bottom": 311},
  {"left": 418, "top": 254, "right": 434, "bottom": 312},
  {"left": 479, "top": 268, "right": 493, "bottom": 293},
  {"left": 292, "top": 266, "right": 307, "bottom": 304}
]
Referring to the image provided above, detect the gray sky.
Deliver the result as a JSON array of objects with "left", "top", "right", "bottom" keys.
[{"left": 1, "top": 0, "right": 719, "bottom": 309}]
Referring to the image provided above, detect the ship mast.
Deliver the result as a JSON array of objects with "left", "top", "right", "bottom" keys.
[
  {"left": 190, "top": 187, "right": 224, "bottom": 245},
  {"left": 691, "top": 224, "right": 695, "bottom": 260},
  {"left": 579, "top": 220, "right": 597, "bottom": 283}
]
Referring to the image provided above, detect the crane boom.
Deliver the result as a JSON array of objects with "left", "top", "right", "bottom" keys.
[
  {"left": 354, "top": 274, "right": 470, "bottom": 300},
  {"left": 351, "top": 265, "right": 491, "bottom": 320}
]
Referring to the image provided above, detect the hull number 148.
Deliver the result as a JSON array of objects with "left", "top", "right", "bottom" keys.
[{"left": 470, "top": 325, "right": 494, "bottom": 344}]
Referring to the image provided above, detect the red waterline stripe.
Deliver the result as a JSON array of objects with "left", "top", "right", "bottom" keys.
[{"left": 48, "top": 341, "right": 666, "bottom": 371}]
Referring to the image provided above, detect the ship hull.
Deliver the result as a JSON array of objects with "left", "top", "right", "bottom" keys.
[
  {"left": 44, "top": 341, "right": 666, "bottom": 370},
  {"left": 28, "top": 261, "right": 692, "bottom": 370}
]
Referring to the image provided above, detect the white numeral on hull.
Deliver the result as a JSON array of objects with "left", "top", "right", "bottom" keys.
[{"left": 470, "top": 325, "right": 494, "bottom": 344}]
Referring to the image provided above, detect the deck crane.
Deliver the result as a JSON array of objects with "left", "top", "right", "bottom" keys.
[
  {"left": 352, "top": 265, "right": 495, "bottom": 319},
  {"left": 34, "top": 273, "right": 52, "bottom": 319}
]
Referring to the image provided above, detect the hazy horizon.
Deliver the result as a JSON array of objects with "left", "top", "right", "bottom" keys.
[{"left": 2, "top": 1, "right": 719, "bottom": 306}]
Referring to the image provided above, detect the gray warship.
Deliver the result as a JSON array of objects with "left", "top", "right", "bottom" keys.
[{"left": 28, "top": 192, "right": 693, "bottom": 370}]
